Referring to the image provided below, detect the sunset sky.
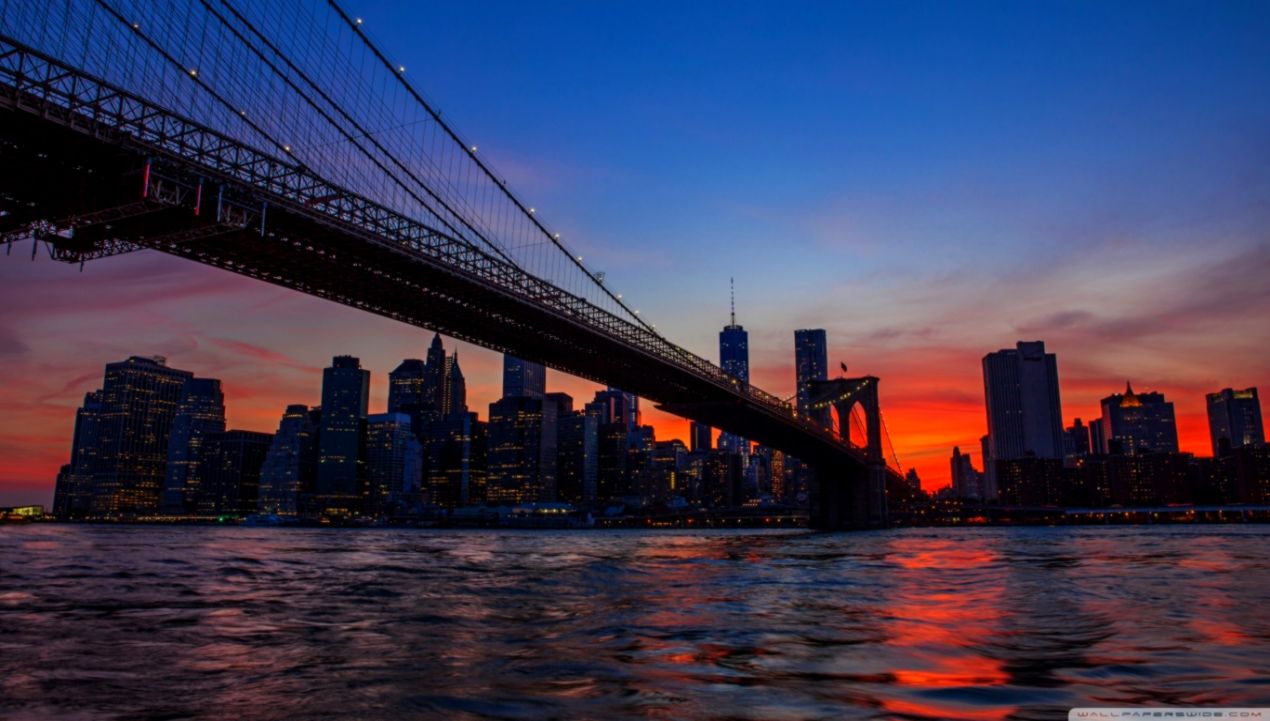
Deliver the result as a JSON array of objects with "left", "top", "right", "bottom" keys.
[{"left": 2, "top": 0, "right": 1269, "bottom": 505}]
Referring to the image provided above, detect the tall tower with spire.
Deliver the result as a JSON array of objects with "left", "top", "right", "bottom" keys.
[{"left": 718, "top": 278, "right": 750, "bottom": 457}]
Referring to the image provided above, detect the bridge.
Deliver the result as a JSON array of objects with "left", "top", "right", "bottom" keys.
[{"left": 0, "top": 0, "right": 902, "bottom": 528}]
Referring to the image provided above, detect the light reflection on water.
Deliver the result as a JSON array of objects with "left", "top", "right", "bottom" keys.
[{"left": 1, "top": 525, "right": 1267, "bottom": 720}]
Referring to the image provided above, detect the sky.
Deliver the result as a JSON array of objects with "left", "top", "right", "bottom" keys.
[{"left": 2, "top": 0, "right": 1270, "bottom": 505}]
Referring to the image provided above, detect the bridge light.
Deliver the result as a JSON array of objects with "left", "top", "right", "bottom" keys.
[
  {"left": 576, "top": 255, "right": 583, "bottom": 261},
  {"left": 355, "top": 17, "right": 363, "bottom": 24},
  {"left": 283, "top": 145, "right": 292, "bottom": 152},
  {"left": 470, "top": 145, "right": 477, "bottom": 152},
  {"left": 398, "top": 65, "right": 406, "bottom": 73},
  {"left": 553, "top": 233, "right": 559, "bottom": 239},
  {"left": 528, "top": 207, "right": 535, "bottom": 214},
  {"left": 617, "top": 294, "right": 622, "bottom": 299},
  {"left": 634, "top": 309, "right": 640, "bottom": 314},
  {"left": 188, "top": 68, "right": 198, "bottom": 77},
  {"left": 131, "top": 22, "right": 139, "bottom": 29}
]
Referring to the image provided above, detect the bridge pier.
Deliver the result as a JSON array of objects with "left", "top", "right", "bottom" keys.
[{"left": 807, "top": 376, "right": 889, "bottom": 530}]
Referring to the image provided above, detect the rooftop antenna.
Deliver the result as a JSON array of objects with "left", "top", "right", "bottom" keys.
[{"left": 730, "top": 277, "right": 736, "bottom": 326}]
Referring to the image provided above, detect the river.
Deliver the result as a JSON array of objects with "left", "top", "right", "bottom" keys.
[{"left": 1, "top": 525, "right": 1267, "bottom": 720}]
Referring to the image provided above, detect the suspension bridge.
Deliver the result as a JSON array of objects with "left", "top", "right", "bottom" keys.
[{"left": 0, "top": 0, "right": 904, "bottom": 528}]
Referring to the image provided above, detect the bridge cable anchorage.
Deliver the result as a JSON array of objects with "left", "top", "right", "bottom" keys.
[{"left": 323, "top": 0, "right": 658, "bottom": 334}]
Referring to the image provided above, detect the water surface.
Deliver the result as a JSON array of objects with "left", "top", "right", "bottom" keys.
[{"left": 2, "top": 525, "right": 1267, "bottom": 720}]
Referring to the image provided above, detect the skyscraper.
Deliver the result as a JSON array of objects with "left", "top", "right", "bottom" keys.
[
  {"left": 950, "top": 446, "right": 983, "bottom": 500},
  {"left": 503, "top": 355, "right": 546, "bottom": 400},
  {"left": 441, "top": 353, "right": 467, "bottom": 417},
  {"left": 1096, "top": 383, "right": 1179, "bottom": 455},
  {"left": 486, "top": 395, "right": 545, "bottom": 503},
  {"left": 718, "top": 279, "right": 750, "bottom": 456},
  {"left": 1207, "top": 387, "right": 1264, "bottom": 456},
  {"left": 54, "top": 390, "right": 106, "bottom": 518},
  {"left": 426, "top": 411, "right": 486, "bottom": 508},
  {"left": 387, "top": 358, "right": 428, "bottom": 414},
  {"left": 982, "top": 341, "right": 1064, "bottom": 488},
  {"left": 195, "top": 430, "right": 273, "bottom": 516},
  {"left": 88, "top": 356, "right": 194, "bottom": 516},
  {"left": 422, "top": 333, "right": 448, "bottom": 408},
  {"left": 365, "top": 412, "right": 423, "bottom": 516},
  {"left": 316, "top": 355, "right": 370, "bottom": 511},
  {"left": 162, "top": 377, "right": 226, "bottom": 514},
  {"left": 689, "top": 421, "right": 713, "bottom": 453},
  {"left": 795, "top": 328, "right": 831, "bottom": 428},
  {"left": 257, "top": 404, "right": 320, "bottom": 517}
]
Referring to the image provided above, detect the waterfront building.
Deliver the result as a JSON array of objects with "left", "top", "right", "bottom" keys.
[
  {"left": 257, "top": 404, "right": 320, "bottom": 516},
  {"left": 426, "top": 411, "right": 487, "bottom": 508},
  {"left": 795, "top": 328, "right": 832, "bottom": 428},
  {"left": 316, "top": 355, "right": 370, "bottom": 513},
  {"left": 162, "top": 377, "right": 226, "bottom": 514},
  {"left": 1207, "top": 387, "right": 1264, "bottom": 456},
  {"left": 556, "top": 408, "right": 599, "bottom": 505},
  {"left": 195, "top": 430, "right": 273, "bottom": 516},
  {"left": 982, "top": 341, "right": 1064, "bottom": 495},
  {"left": 387, "top": 358, "right": 428, "bottom": 415},
  {"left": 487, "top": 395, "right": 546, "bottom": 503},
  {"left": 1096, "top": 383, "right": 1179, "bottom": 455},
  {"left": 84, "top": 356, "right": 194, "bottom": 516},
  {"left": 53, "top": 390, "right": 106, "bottom": 518},
  {"left": 365, "top": 412, "right": 423, "bottom": 516}
]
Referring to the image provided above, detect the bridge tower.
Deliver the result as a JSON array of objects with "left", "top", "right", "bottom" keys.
[{"left": 806, "top": 377, "right": 888, "bottom": 530}]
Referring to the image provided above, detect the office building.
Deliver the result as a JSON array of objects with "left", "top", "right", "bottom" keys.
[
  {"left": 86, "top": 356, "right": 194, "bottom": 516},
  {"left": 1207, "top": 387, "right": 1264, "bottom": 456},
  {"left": 795, "top": 329, "right": 832, "bottom": 428},
  {"left": 503, "top": 355, "right": 546, "bottom": 400},
  {"left": 1096, "top": 383, "right": 1179, "bottom": 455},
  {"left": 162, "top": 377, "right": 226, "bottom": 514},
  {"left": 719, "top": 280, "right": 750, "bottom": 456},
  {"left": 257, "top": 404, "right": 321, "bottom": 516},
  {"left": 195, "top": 430, "right": 273, "bottom": 516},
  {"left": 316, "top": 355, "right": 370, "bottom": 511},
  {"left": 982, "top": 341, "right": 1064, "bottom": 493},
  {"left": 365, "top": 412, "right": 423, "bottom": 516}
]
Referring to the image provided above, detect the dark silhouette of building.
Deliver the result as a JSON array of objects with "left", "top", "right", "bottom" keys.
[
  {"left": 1064, "top": 418, "right": 1091, "bottom": 459},
  {"left": 162, "top": 377, "right": 226, "bottom": 514},
  {"left": 440, "top": 352, "right": 467, "bottom": 416},
  {"left": 996, "top": 457, "right": 1065, "bottom": 506},
  {"left": 1096, "top": 383, "right": 1178, "bottom": 455},
  {"left": 316, "top": 355, "right": 370, "bottom": 513},
  {"left": 689, "top": 421, "right": 712, "bottom": 453},
  {"left": 387, "top": 358, "right": 427, "bottom": 414},
  {"left": 195, "top": 430, "right": 273, "bottom": 516},
  {"left": 487, "top": 395, "right": 546, "bottom": 503},
  {"left": 257, "top": 404, "right": 321, "bottom": 516},
  {"left": 69, "top": 356, "right": 194, "bottom": 516},
  {"left": 557, "top": 408, "right": 598, "bottom": 505},
  {"left": 718, "top": 280, "right": 750, "bottom": 458},
  {"left": 1207, "top": 387, "right": 1264, "bottom": 456},
  {"left": 426, "top": 411, "right": 487, "bottom": 508},
  {"left": 53, "top": 390, "right": 106, "bottom": 518},
  {"left": 795, "top": 328, "right": 831, "bottom": 429},
  {"left": 982, "top": 341, "right": 1064, "bottom": 498},
  {"left": 503, "top": 355, "right": 546, "bottom": 400},
  {"left": 365, "top": 412, "right": 423, "bottom": 516},
  {"left": 950, "top": 446, "right": 983, "bottom": 500}
]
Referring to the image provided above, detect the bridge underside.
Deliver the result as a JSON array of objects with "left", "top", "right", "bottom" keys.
[{"left": 1, "top": 85, "right": 882, "bottom": 529}]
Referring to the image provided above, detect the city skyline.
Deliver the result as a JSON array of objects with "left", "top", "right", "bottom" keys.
[{"left": 3, "top": 0, "right": 1270, "bottom": 504}]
